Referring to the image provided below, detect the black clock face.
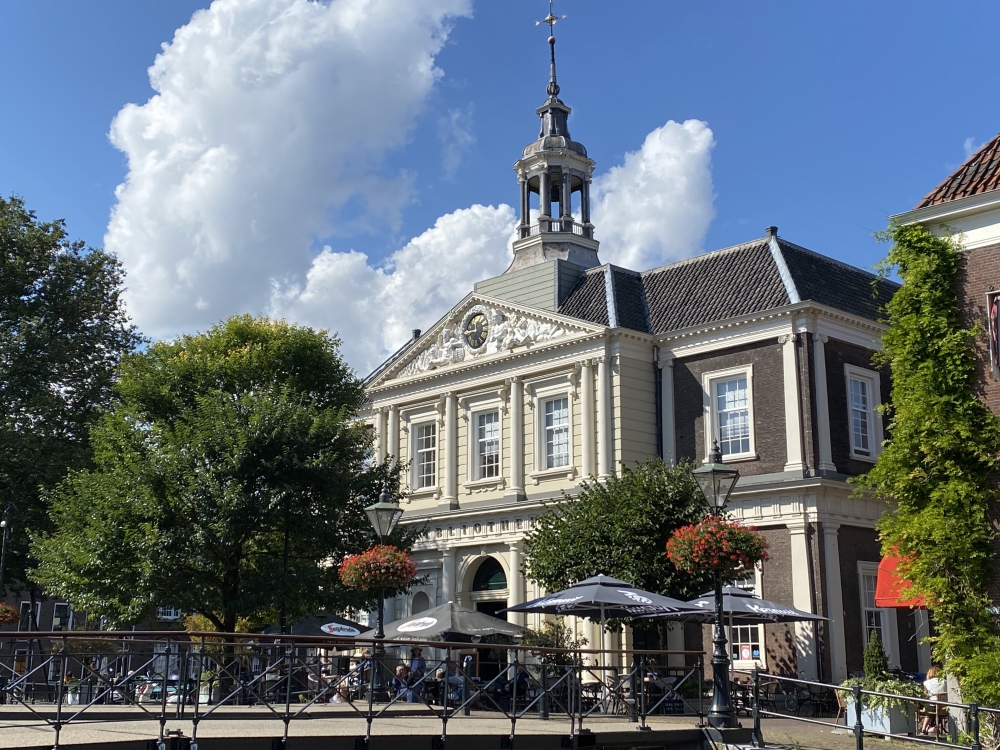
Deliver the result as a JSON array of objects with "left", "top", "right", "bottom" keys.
[{"left": 464, "top": 313, "right": 489, "bottom": 349}]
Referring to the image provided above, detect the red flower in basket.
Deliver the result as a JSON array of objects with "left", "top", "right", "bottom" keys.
[
  {"left": 666, "top": 517, "right": 769, "bottom": 582},
  {"left": 339, "top": 544, "right": 419, "bottom": 593}
]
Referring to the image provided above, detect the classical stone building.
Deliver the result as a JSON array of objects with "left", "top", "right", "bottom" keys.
[{"left": 363, "top": 33, "right": 924, "bottom": 680}]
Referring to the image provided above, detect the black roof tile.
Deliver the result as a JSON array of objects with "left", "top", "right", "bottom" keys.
[
  {"left": 641, "top": 240, "right": 789, "bottom": 333},
  {"left": 778, "top": 240, "right": 897, "bottom": 322},
  {"left": 558, "top": 269, "right": 609, "bottom": 326},
  {"left": 612, "top": 268, "right": 650, "bottom": 333}
]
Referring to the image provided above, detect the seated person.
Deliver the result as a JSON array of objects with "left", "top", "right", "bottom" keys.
[
  {"left": 390, "top": 665, "right": 417, "bottom": 703},
  {"left": 436, "top": 662, "right": 466, "bottom": 702},
  {"left": 920, "top": 666, "right": 947, "bottom": 735},
  {"left": 492, "top": 664, "right": 530, "bottom": 710}
]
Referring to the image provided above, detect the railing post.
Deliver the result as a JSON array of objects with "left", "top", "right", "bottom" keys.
[
  {"left": 628, "top": 653, "right": 638, "bottom": 724},
  {"left": 751, "top": 666, "right": 763, "bottom": 748},
  {"left": 970, "top": 702, "right": 981, "bottom": 750},
  {"left": 697, "top": 658, "right": 704, "bottom": 726},
  {"left": 53, "top": 639, "right": 68, "bottom": 749},
  {"left": 282, "top": 643, "right": 293, "bottom": 746},
  {"left": 853, "top": 684, "right": 864, "bottom": 750},
  {"left": 538, "top": 657, "right": 549, "bottom": 720}
]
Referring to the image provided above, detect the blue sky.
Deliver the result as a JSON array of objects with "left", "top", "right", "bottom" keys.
[{"left": 2, "top": 0, "right": 998, "bottom": 369}]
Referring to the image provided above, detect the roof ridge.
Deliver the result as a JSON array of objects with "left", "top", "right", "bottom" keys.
[
  {"left": 768, "top": 236, "right": 800, "bottom": 304},
  {"left": 776, "top": 238, "right": 899, "bottom": 287},
  {"left": 639, "top": 238, "right": 770, "bottom": 277}
]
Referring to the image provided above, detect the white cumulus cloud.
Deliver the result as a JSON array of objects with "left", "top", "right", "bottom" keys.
[
  {"left": 105, "top": 0, "right": 471, "bottom": 342},
  {"left": 592, "top": 119, "right": 716, "bottom": 270},
  {"left": 105, "top": 0, "right": 717, "bottom": 375},
  {"left": 272, "top": 203, "right": 517, "bottom": 369}
]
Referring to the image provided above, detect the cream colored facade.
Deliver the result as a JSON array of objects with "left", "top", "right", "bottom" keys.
[{"left": 365, "top": 293, "right": 633, "bottom": 654}]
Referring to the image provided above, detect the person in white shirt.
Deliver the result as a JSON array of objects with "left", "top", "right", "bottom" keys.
[{"left": 921, "top": 666, "right": 946, "bottom": 734}]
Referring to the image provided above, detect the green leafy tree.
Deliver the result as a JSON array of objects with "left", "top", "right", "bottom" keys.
[
  {"left": 520, "top": 618, "right": 588, "bottom": 665},
  {"left": 860, "top": 222, "right": 1000, "bottom": 680},
  {"left": 31, "top": 315, "right": 412, "bottom": 632},
  {"left": 0, "top": 195, "right": 142, "bottom": 594},
  {"left": 523, "top": 458, "right": 712, "bottom": 603}
]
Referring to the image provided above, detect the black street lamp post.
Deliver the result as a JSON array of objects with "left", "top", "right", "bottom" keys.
[
  {"left": 364, "top": 486, "right": 403, "bottom": 702},
  {"left": 0, "top": 503, "right": 16, "bottom": 599},
  {"left": 692, "top": 441, "right": 740, "bottom": 730}
]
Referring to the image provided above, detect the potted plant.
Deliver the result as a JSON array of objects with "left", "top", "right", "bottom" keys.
[{"left": 843, "top": 632, "right": 924, "bottom": 736}]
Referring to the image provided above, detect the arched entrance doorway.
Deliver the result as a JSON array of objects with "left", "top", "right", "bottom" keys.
[{"left": 470, "top": 557, "right": 508, "bottom": 619}]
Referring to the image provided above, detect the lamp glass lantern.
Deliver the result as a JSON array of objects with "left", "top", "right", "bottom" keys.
[
  {"left": 692, "top": 441, "right": 740, "bottom": 514},
  {"left": 365, "top": 487, "right": 403, "bottom": 541}
]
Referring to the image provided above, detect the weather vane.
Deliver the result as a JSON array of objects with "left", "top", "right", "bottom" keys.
[
  {"left": 536, "top": 0, "right": 567, "bottom": 36},
  {"left": 536, "top": 0, "right": 567, "bottom": 98}
]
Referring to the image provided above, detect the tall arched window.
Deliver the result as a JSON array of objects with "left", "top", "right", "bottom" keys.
[{"left": 472, "top": 557, "right": 507, "bottom": 591}]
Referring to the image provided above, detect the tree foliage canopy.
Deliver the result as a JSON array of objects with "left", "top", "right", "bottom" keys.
[
  {"left": 31, "top": 315, "right": 411, "bottom": 632},
  {"left": 523, "top": 459, "right": 712, "bottom": 602},
  {"left": 0, "top": 195, "right": 141, "bottom": 589},
  {"left": 861, "top": 222, "right": 1000, "bottom": 675}
]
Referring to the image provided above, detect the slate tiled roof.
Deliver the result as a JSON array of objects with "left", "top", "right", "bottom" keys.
[
  {"left": 778, "top": 240, "right": 896, "bottom": 322},
  {"left": 642, "top": 241, "right": 788, "bottom": 333},
  {"left": 557, "top": 234, "right": 898, "bottom": 335},
  {"left": 611, "top": 269, "right": 649, "bottom": 331},
  {"left": 558, "top": 269, "right": 609, "bottom": 326},
  {"left": 916, "top": 131, "right": 1000, "bottom": 208}
]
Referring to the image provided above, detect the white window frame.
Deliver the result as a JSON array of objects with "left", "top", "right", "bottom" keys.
[
  {"left": 17, "top": 601, "right": 41, "bottom": 631},
  {"left": 529, "top": 377, "right": 576, "bottom": 482},
  {"left": 844, "top": 365, "right": 883, "bottom": 462},
  {"left": 728, "top": 567, "right": 766, "bottom": 670},
  {"left": 156, "top": 606, "right": 182, "bottom": 622},
  {"left": 412, "top": 420, "right": 439, "bottom": 491},
  {"left": 543, "top": 396, "right": 571, "bottom": 470},
  {"left": 463, "top": 396, "right": 505, "bottom": 492},
  {"left": 858, "top": 561, "right": 899, "bottom": 668},
  {"left": 51, "top": 603, "right": 73, "bottom": 631},
  {"left": 402, "top": 403, "right": 441, "bottom": 497},
  {"left": 702, "top": 365, "right": 756, "bottom": 462}
]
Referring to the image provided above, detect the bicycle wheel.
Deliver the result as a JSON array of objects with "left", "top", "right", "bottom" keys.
[{"left": 783, "top": 692, "right": 799, "bottom": 712}]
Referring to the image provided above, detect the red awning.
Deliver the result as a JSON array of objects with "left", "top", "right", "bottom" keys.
[{"left": 874, "top": 555, "right": 926, "bottom": 609}]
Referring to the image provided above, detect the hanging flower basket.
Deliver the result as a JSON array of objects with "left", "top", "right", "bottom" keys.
[
  {"left": 339, "top": 545, "right": 419, "bottom": 592},
  {"left": 666, "top": 517, "right": 769, "bottom": 582},
  {"left": 0, "top": 602, "right": 19, "bottom": 626}
]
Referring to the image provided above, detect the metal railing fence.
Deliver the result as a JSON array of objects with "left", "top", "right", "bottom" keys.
[
  {"left": 0, "top": 630, "right": 705, "bottom": 749},
  {"left": 740, "top": 668, "right": 1000, "bottom": 750}
]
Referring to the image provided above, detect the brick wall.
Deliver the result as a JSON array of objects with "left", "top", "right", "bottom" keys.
[
  {"left": 824, "top": 340, "right": 891, "bottom": 477},
  {"left": 955, "top": 242, "right": 1000, "bottom": 602},
  {"left": 673, "top": 339, "right": 787, "bottom": 476},
  {"left": 760, "top": 526, "right": 797, "bottom": 677},
  {"left": 838, "top": 525, "right": 879, "bottom": 675}
]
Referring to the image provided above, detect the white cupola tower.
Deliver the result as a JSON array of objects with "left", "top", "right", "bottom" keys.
[{"left": 508, "top": 14, "right": 600, "bottom": 272}]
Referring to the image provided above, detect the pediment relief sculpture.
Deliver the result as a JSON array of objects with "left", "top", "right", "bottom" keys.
[{"left": 398, "top": 304, "right": 573, "bottom": 378}]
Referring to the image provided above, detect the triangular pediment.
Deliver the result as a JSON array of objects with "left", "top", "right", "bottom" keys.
[{"left": 369, "top": 294, "right": 605, "bottom": 387}]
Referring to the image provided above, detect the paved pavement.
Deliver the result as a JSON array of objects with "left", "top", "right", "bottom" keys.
[{"left": 0, "top": 707, "right": 939, "bottom": 750}]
